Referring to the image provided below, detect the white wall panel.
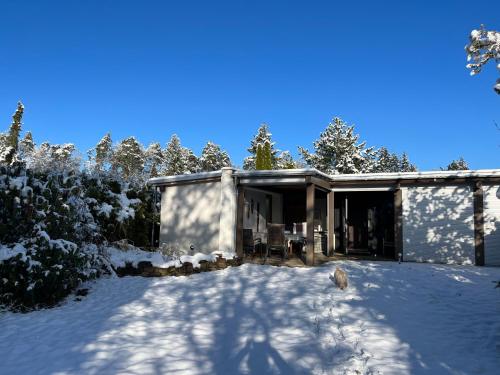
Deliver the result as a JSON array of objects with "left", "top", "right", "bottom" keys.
[{"left": 402, "top": 185, "right": 475, "bottom": 264}]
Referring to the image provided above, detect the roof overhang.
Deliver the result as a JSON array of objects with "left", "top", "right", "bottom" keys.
[{"left": 148, "top": 168, "right": 500, "bottom": 188}]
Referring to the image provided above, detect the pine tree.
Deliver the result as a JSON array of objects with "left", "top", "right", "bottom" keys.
[
  {"left": 243, "top": 124, "right": 279, "bottom": 170},
  {"left": 163, "top": 135, "right": 189, "bottom": 175},
  {"left": 144, "top": 142, "right": 164, "bottom": 178},
  {"left": 276, "top": 151, "right": 298, "bottom": 169},
  {"left": 183, "top": 148, "right": 200, "bottom": 174},
  {"left": 374, "top": 147, "right": 402, "bottom": 173},
  {"left": 298, "top": 117, "right": 377, "bottom": 174},
  {"left": 444, "top": 157, "right": 469, "bottom": 171},
  {"left": 0, "top": 102, "right": 24, "bottom": 165},
  {"left": 199, "top": 141, "right": 231, "bottom": 171},
  {"left": 6, "top": 102, "right": 24, "bottom": 151},
  {"left": 94, "top": 133, "right": 113, "bottom": 171},
  {"left": 465, "top": 25, "right": 500, "bottom": 94},
  {"left": 18, "top": 131, "right": 35, "bottom": 160},
  {"left": 399, "top": 152, "right": 417, "bottom": 172},
  {"left": 111, "top": 137, "right": 145, "bottom": 181},
  {"left": 28, "top": 142, "right": 80, "bottom": 174}
]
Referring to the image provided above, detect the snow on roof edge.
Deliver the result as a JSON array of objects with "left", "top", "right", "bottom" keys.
[{"left": 148, "top": 168, "right": 500, "bottom": 186}]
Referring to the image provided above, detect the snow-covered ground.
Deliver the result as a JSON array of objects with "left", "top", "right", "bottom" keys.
[{"left": 1, "top": 261, "right": 499, "bottom": 375}]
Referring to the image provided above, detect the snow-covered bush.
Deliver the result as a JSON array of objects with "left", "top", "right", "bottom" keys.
[
  {"left": 0, "top": 239, "right": 101, "bottom": 311},
  {"left": 159, "top": 242, "right": 185, "bottom": 258},
  {"left": 82, "top": 172, "right": 157, "bottom": 246},
  {"left": 0, "top": 165, "right": 104, "bottom": 310}
]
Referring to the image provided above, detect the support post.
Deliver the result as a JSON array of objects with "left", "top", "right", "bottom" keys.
[
  {"left": 219, "top": 168, "right": 237, "bottom": 253},
  {"left": 473, "top": 181, "right": 485, "bottom": 266},
  {"left": 151, "top": 186, "right": 158, "bottom": 247},
  {"left": 235, "top": 185, "right": 245, "bottom": 258},
  {"left": 343, "top": 195, "right": 348, "bottom": 254},
  {"left": 327, "top": 190, "right": 335, "bottom": 256},
  {"left": 394, "top": 187, "right": 403, "bottom": 261},
  {"left": 306, "top": 183, "right": 315, "bottom": 266}
]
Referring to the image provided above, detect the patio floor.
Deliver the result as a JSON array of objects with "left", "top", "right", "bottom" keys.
[{"left": 243, "top": 252, "right": 395, "bottom": 267}]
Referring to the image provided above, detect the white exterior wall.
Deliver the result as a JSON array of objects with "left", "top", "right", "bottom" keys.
[
  {"left": 160, "top": 181, "right": 222, "bottom": 254},
  {"left": 402, "top": 185, "right": 475, "bottom": 264},
  {"left": 483, "top": 184, "right": 500, "bottom": 266}
]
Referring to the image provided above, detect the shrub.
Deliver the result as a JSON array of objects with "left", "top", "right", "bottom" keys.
[{"left": 0, "top": 239, "right": 102, "bottom": 311}]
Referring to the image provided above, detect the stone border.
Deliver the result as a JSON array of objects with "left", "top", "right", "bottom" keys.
[{"left": 115, "top": 255, "right": 243, "bottom": 277}]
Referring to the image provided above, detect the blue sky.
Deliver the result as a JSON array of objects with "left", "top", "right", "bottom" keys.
[{"left": 0, "top": 0, "right": 499, "bottom": 170}]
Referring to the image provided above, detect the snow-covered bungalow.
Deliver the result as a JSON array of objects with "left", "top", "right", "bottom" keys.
[{"left": 148, "top": 168, "right": 500, "bottom": 266}]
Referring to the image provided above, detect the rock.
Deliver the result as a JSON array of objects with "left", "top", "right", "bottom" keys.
[{"left": 75, "top": 288, "right": 88, "bottom": 297}]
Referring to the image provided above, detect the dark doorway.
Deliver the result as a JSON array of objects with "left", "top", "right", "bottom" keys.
[{"left": 334, "top": 191, "right": 395, "bottom": 258}]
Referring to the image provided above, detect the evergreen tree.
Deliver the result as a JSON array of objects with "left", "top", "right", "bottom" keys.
[
  {"left": 444, "top": 157, "right": 469, "bottom": 171},
  {"left": 18, "top": 131, "right": 35, "bottom": 160},
  {"left": 243, "top": 124, "right": 279, "bottom": 170},
  {"left": 94, "top": 133, "right": 113, "bottom": 171},
  {"left": 373, "top": 147, "right": 400, "bottom": 173},
  {"left": 6, "top": 102, "right": 24, "bottom": 151},
  {"left": 465, "top": 25, "right": 500, "bottom": 94},
  {"left": 163, "top": 134, "right": 197, "bottom": 176},
  {"left": 0, "top": 102, "right": 24, "bottom": 165},
  {"left": 262, "top": 140, "right": 273, "bottom": 170},
  {"left": 28, "top": 142, "right": 80, "bottom": 174},
  {"left": 111, "top": 137, "right": 145, "bottom": 181},
  {"left": 399, "top": 152, "right": 417, "bottom": 172},
  {"left": 199, "top": 141, "right": 231, "bottom": 171},
  {"left": 276, "top": 151, "right": 298, "bottom": 169},
  {"left": 255, "top": 143, "right": 264, "bottom": 170},
  {"left": 144, "top": 142, "right": 164, "bottom": 178},
  {"left": 183, "top": 148, "right": 200, "bottom": 174},
  {"left": 298, "top": 117, "right": 377, "bottom": 174}
]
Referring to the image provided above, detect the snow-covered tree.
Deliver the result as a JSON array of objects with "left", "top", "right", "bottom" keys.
[
  {"left": 243, "top": 124, "right": 279, "bottom": 170},
  {"left": 399, "top": 153, "right": 417, "bottom": 172},
  {"left": 163, "top": 134, "right": 198, "bottom": 175},
  {"left": 111, "top": 137, "right": 145, "bottom": 181},
  {"left": 27, "top": 142, "right": 80, "bottom": 174},
  {"left": 144, "top": 142, "right": 164, "bottom": 178},
  {"left": 373, "top": 148, "right": 417, "bottom": 173},
  {"left": 199, "top": 141, "right": 231, "bottom": 171},
  {"left": 444, "top": 157, "right": 469, "bottom": 171},
  {"left": 465, "top": 25, "right": 500, "bottom": 94},
  {"left": 276, "top": 151, "right": 300, "bottom": 169},
  {"left": 18, "top": 131, "right": 35, "bottom": 160},
  {"left": 298, "top": 117, "right": 377, "bottom": 174},
  {"left": 0, "top": 102, "right": 24, "bottom": 165},
  {"left": 94, "top": 133, "right": 113, "bottom": 171},
  {"left": 183, "top": 148, "right": 200, "bottom": 174},
  {"left": 373, "top": 147, "right": 400, "bottom": 173}
]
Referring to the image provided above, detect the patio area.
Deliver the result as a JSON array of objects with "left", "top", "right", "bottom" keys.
[
  {"left": 235, "top": 171, "right": 398, "bottom": 266},
  {"left": 243, "top": 251, "right": 396, "bottom": 267}
]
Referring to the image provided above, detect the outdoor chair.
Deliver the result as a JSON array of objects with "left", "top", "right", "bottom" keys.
[
  {"left": 243, "top": 229, "right": 262, "bottom": 257},
  {"left": 266, "top": 224, "right": 287, "bottom": 259}
]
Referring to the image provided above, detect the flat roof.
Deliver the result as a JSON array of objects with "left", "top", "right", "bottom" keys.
[
  {"left": 148, "top": 168, "right": 500, "bottom": 186},
  {"left": 330, "top": 169, "right": 500, "bottom": 182}
]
